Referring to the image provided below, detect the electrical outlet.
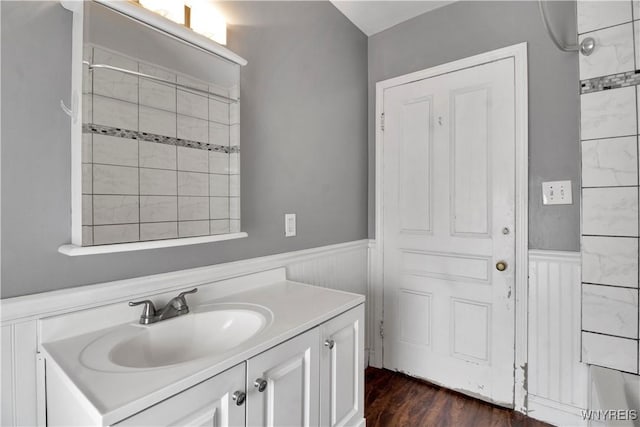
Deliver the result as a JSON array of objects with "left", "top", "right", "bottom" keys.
[
  {"left": 285, "top": 213, "right": 296, "bottom": 237},
  {"left": 542, "top": 180, "right": 572, "bottom": 205}
]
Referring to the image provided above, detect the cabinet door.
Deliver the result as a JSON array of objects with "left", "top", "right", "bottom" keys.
[
  {"left": 246, "top": 327, "right": 320, "bottom": 427},
  {"left": 116, "top": 363, "right": 246, "bottom": 427},
  {"left": 319, "top": 305, "right": 365, "bottom": 427}
]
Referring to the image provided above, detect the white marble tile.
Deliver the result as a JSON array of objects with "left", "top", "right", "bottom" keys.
[
  {"left": 92, "top": 195, "right": 139, "bottom": 225},
  {"left": 139, "top": 63, "right": 176, "bottom": 112},
  {"left": 230, "top": 175, "right": 240, "bottom": 196},
  {"left": 82, "top": 134, "right": 92, "bottom": 163},
  {"left": 230, "top": 219, "right": 241, "bottom": 233},
  {"left": 230, "top": 197, "right": 240, "bottom": 219},
  {"left": 140, "top": 222, "right": 177, "bottom": 241},
  {"left": 209, "top": 122, "right": 229, "bottom": 146},
  {"left": 209, "top": 174, "right": 229, "bottom": 197},
  {"left": 140, "top": 168, "right": 177, "bottom": 196},
  {"left": 578, "top": 1, "right": 632, "bottom": 34},
  {"left": 139, "top": 141, "right": 176, "bottom": 170},
  {"left": 210, "top": 219, "right": 230, "bottom": 235},
  {"left": 92, "top": 135, "right": 138, "bottom": 167},
  {"left": 581, "top": 86, "right": 637, "bottom": 140},
  {"left": 210, "top": 82, "right": 231, "bottom": 99},
  {"left": 178, "top": 196, "right": 209, "bottom": 221},
  {"left": 83, "top": 94, "right": 92, "bottom": 124},
  {"left": 178, "top": 220, "right": 209, "bottom": 238},
  {"left": 178, "top": 171, "right": 208, "bottom": 196},
  {"left": 82, "top": 195, "right": 92, "bottom": 226},
  {"left": 230, "top": 124, "right": 240, "bottom": 147},
  {"left": 579, "top": 23, "right": 634, "bottom": 80},
  {"left": 93, "top": 95, "right": 138, "bottom": 130},
  {"left": 82, "top": 226, "right": 93, "bottom": 246},
  {"left": 93, "top": 224, "right": 139, "bottom": 245},
  {"left": 139, "top": 106, "right": 176, "bottom": 138},
  {"left": 93, "top": 164, "right": 138, "bottom": 195},
  {"left": 210, "top": 197, "right": 229, "bottom": 219},
  {"left": 635, "top": 1, "right": 640, "bottom": 19},
  {"left": 177, "top": 147, "right": 208, "bottom": 172},
  {"left": 82, "top": 164, "right": 92, "bottom": 194},
  {"left": 229, "top": 153, "right": 240, "bottom": 174},
  {"left": 230, "top": 101, "right": 240, "bottom": 125},
  {"left": 209, "top": 152, "right": 229, "bottom": 174},
  {"left": 92, "top": 48, "right": 138, "bottom": 103},
  {"left": 582, "top": 136, "right": 638, "bottom": 187},
  {"left": 582, "top": 332, "right": 638, "bottom": 373},
  {"left": 632, "top": 21, "right": 640, "bottom": 71},
  {"left": 177, "top": 89, "right": 208, "bottom": 120},
  {"left": 582, "top": 236, "right": 639, "bottom": 287},
  {"left": 140, "top": 196, "right": 177, "bottom": 222},
  {"left": 583, "top": 187, "right": 639, "bottom": 236},
  {"left": 177, "top": 115, "right": 208, "bottom": 143},
  {"left": 583, "top": 284, "right": 639, "bottom": 338},
  {"left": 209, "top": 98, "right": 229, "bottom": 124}
]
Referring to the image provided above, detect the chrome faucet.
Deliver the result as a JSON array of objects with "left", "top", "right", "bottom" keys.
[{"left": 129, "top": 288, "right": 198, "bottom": 325}]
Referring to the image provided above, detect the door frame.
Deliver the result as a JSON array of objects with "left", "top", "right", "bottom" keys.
[{"left": 370, "top": 42, "right": 529, "bottom": 412}]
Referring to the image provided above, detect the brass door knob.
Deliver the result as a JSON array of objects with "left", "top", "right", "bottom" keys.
[{"left": 496, "top": 261, "right": 507, "bottom": 271}]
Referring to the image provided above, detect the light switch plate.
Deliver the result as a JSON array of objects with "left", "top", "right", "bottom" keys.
[
  {"left": 285, "top": 213, "right": 296, "bottom": 237},
  {"left": 542, "top": 180, "right": 573, "bottom": 205}
]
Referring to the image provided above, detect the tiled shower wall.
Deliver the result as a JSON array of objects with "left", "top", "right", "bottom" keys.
[
  {"left": 81, "top": 45, "right": 240, "bottom": 246},
  {"left": 578, "top": 1, "right": 640, "bottom": 374}
]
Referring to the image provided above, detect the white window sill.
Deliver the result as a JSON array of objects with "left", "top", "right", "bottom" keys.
[{"left": 58, "top": 233, "right": 248, "bottom": 256}]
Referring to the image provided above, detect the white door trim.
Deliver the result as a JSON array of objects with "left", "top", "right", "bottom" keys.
[{"left": 372, "top": 42, "right": 529, "bottom": 412}]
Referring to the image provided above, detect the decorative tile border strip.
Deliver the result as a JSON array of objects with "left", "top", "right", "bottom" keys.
[
  {"left": 581, "top": 70, "right": 640, "bottom": 94},
  {"left": 83, "top": 123, "right": 240, "bottom": 153}
]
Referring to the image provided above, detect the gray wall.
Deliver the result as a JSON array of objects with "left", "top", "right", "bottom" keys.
[
  {"left": 1, "top": 1, "right": 368, "bottom": 298},
  {"left": 368, "top": 1, "right": 580, "bottom": 251}
]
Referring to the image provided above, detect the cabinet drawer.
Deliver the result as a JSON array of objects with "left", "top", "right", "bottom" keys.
[{"left": 115, "top": 363, "right": 246, "bottom": 426}]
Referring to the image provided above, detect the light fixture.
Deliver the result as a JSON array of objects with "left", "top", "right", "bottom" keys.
[
  {"left": 138, "top": 0, "right": 185, "bottom": 25},
  {"left": 187, "top": 0, "right": 227, "bottom": 45}
]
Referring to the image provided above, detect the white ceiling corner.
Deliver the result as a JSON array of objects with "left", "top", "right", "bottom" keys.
[{"left": 330, "top": 1, "right": 457, "bottom": 36}]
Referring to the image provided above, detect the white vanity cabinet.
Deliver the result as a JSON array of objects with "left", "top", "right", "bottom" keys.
[
  {"left": 247, "top": 327, "right": 321, "bottom": 426},
  {"left": 319, "top": 305, "right": 365, "bottom": 427},
  {"left": 115, "top": 363, "right": 246, "bottom": 426},
  {"left": 245, "top": 304, "right": 364, "bottom": 427},
  {"left": 41, "top": 273, "right": 366, "bottom": 427}
]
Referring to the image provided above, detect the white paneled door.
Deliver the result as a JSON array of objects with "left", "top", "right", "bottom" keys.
[{"left": 382, "top": 57, "right": 516, "bottom": 406}]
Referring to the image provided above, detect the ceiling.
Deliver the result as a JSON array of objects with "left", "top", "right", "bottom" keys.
[{"left": 330, "top": 1, "right": 456, "bottom": 36}]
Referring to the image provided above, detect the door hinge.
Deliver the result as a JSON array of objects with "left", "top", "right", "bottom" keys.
[
  {"left": 379, "top": 320, "right": 384, "bottom": 339},
  {"left": 380, "top": 112, "right": 385, "bottom": 132}
]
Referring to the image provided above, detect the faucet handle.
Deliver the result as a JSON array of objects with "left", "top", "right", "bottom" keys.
[
  {"left": 178, "top": 288, "right": 198, "bottom": 299},
  {"left": 129, "top": 300, "right": 157, "bottom": 324}
]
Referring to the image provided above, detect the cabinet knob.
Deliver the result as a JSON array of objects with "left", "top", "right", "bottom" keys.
[
  {"left": 324, "top": 339, "right": 335, "bottom": 350},
  {"left": 232, "top": 391, "right": 246, "bottom": 406},
  {"left": 254, "top": 378, "right": 268, "bottom": 392},
  {"left": 496, "top": 261, "right": 507, "bottom": 272}
]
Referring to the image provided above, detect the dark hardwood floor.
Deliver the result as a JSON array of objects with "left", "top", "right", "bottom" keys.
[{"left": 365, "top": 367, "right": 552, "bottom": 427}]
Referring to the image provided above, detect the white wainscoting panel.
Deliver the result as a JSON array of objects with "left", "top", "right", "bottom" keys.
[
  {"left": 0, "top": 239, "right": 369, "bottom": 427},
  {"left": 528, "top": 250, "right": 589, "bottom": 426}
]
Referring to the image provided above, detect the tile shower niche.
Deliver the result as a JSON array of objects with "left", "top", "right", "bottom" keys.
[{"left": 61, "top": 1, "right": 247, "bottom": 254}]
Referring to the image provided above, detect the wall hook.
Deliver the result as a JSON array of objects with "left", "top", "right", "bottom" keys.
[{"left": 60, "top": 99, "right": 74, "bottom": 118}]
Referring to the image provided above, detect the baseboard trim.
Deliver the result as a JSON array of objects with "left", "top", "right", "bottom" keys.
[
  {"left": 1, "top": 239, "right": 369, "bottom": 323},
  {"left": 528, "top": 395, "right": 588, "bottom": 426}
]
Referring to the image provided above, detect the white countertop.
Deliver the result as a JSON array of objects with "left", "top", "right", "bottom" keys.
[{"left": 41, "top": 280, "right": 364, "bottom": 425}]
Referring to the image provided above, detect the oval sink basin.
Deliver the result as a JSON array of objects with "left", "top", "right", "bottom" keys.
[{"left": 81, "top": 304, "right": 272, "bottom": 371}]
